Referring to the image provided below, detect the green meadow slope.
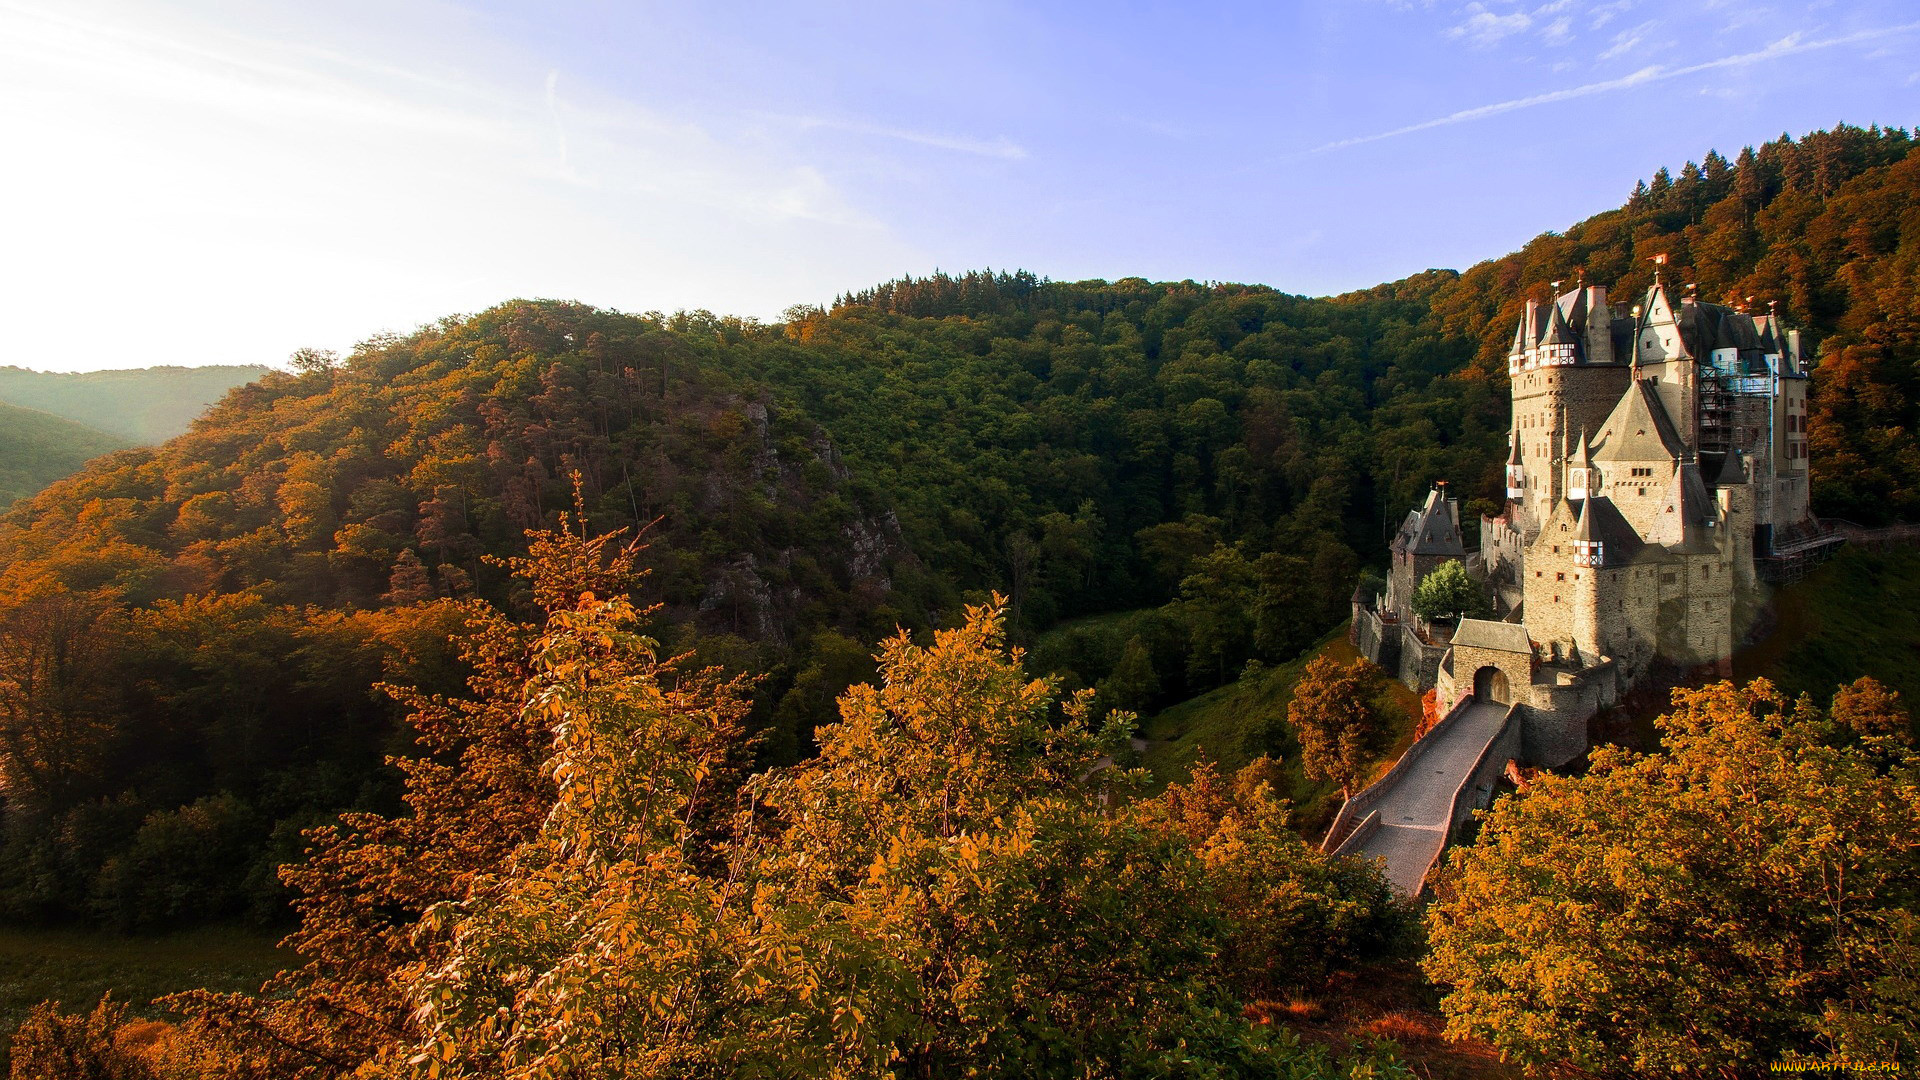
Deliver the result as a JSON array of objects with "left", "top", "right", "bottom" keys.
[
  {"left": 0, "top": 402, "right": 128, "bottom": 508},
  {"left": 0, "top": 364, "right": 268, "bottom": 445}
]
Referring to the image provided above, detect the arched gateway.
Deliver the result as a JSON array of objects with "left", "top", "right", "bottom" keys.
[{"left": 1473, "top": 665, "right": 1510, "bottom": 704}]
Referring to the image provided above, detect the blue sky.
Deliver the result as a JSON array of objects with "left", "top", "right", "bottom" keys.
[{"left": 1, "top": 0, "right": 1915, "bottom": 371}]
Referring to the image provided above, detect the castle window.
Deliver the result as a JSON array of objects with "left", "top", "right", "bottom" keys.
[{"left": 1556, "top": 572, "right": 1565, "bottom": 581}]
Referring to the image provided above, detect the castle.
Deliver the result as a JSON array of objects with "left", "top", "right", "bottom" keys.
[{"left": 1353, "top": 277, "right": 1835, "bottom": 767}]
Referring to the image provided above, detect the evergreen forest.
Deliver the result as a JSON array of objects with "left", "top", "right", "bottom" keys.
[{"left": 2, "top": 124, "right": 1918, "bottom": 1076}]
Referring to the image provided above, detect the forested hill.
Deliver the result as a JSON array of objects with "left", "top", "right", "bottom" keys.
[
  {"left": 0, "top": 403, "right": 128, "bottom": 509},
  {"left": 1, "top": 123, "right": 1917, "bottom": 931},
  {"left": 1417, "top": 123, "right": 1920, "bottom": 523},
  {"left": 0, "top": 364, "right": 271, "bottom": 445}
]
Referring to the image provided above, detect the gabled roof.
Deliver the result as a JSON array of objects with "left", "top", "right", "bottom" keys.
[
  {"left": 1555, "top": 286, "right": 1588, "bottom": 330},
  {"left": 1592, "top": 379, "right": 1686, "bottom": 463},
  {"left": 1634, "top": 283, "right": 1692, "bottom": 363},
  {"left": 1537, "top": 493, "right": 1581, "bottom": 542},
  {"left": 1654, "top": 461, "right": 1719, "bottom": 551},
  {"left": 1675, "top": 461, "right": 1716, "bottom": 532},
  {"left": 1452, "top": 618, "right": 1532, "bottom": 654}
]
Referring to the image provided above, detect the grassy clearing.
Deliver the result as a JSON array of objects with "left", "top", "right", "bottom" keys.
[
  {"left": 0, "top": 925, "right": 289, "bottom": 1065},
  {"left": 1137, "top": 625, "right": 1422, "bottom": 835}
]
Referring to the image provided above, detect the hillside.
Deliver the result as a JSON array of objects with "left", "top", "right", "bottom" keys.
[
  {"left": 0, "top": 125, "right": 1917, "bottom": 936},
  {"left": 1411, "top": 123, "right": 1920, "bottom": 525},
  {"left": 0, "top": 403, "right": 128, "bottom": 508},
  {"left": 1737, "top": 545, "right": 1920, "bottom": 721},
  {"left": 0, "top": 364, "right": 270, "bottom": 445}
]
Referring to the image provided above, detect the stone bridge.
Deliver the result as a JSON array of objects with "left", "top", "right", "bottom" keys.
[{"left": 1322, "top": 696, "right": 1521, "bottom": 896}]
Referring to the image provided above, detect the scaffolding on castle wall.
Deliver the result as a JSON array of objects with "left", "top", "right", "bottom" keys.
[{"left": 1697, "top": 350, "right": 1784, "bottom": 529}]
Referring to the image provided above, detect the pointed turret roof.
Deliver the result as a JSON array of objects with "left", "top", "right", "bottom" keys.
[
  {"left": 1570, "top": 496, "right": 1645, "bottom": 566},
  {"left": 1592, "top": 379, "right": 1686, "bottom": 463},
  {"left": 1555, "top": 286, "right": 1588, "bottom": 330},
  {"left": 1713, "top": 449, "right": 1748, "bottom": 488},
  {"left": 1542, "top": 300, "right": 1577, "bottom": 346}
]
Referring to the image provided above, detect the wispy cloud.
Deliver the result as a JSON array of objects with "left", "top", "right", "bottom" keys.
[
  {"left": 1598, "top": 19, "right": 1656, "bottom": 61},
  {"left": 1541, "top": 15, "right": 1573, "bottom": 44},
  {"left": 1303, "top": 21, "right": 1920, "bottom": 155},
  {"left": 1589, "top": 0, "right": 1635, "bottom": 30},
  {"left": 1447, "top": 4, "right": 1532, "bottom": 47},
  {"left": 0, "top": 0, "right": 929, "bottom": 368},
  {"left": 778, "top": 115, "right": 1028, "bottom": 160}
]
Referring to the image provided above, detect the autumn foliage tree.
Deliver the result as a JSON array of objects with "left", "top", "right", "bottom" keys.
[
  {"left": 362, "top": 597, "right": 1406, "bottom": 1078},
  {"left": 1425, "top": 678, "right": 1920, "bottom": 1074},
  {"left": 164, "top": 514, "right": 758, "bottom": 1078},
  {"left": 1287, "top": 655, "right": 1392, "bottom": 799}
]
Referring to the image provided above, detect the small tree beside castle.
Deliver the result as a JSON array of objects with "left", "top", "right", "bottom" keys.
[{"left": 1410, "top": 561, "right": 1488, "bottom": 624}]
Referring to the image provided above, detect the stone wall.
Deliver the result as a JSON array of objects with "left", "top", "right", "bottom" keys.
[
  {"left": 1398, "top": 628, "right": 1447, "bottom": 692},
  {"left": 1516, "top": 658, "right": 1618, "bottom": 767}
]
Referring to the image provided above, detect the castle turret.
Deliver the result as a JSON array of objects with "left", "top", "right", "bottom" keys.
[
  {"left": 1569, "top": 500, "right": 1603, "bottom": 665},
  {"left": 1506, "top": 436, "right": 1525, "bottom": 500},
  {"left": 1540, "top": 300, "right": 1577, "bottom": 366},
  {"left": 1567, "top": 429, "right": 1594, "bottom": 501}
]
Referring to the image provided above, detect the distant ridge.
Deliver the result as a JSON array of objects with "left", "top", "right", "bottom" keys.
[
  {"left": 0, "top": 401, "right": 128, "bottom": 508},
  {"left": 0, "top": 364, "right": 269, "bottom": 445}
]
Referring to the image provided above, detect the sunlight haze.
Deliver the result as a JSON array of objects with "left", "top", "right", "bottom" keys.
[{"left": 1, "top": 0, "right": 1915, "bottom": 372}]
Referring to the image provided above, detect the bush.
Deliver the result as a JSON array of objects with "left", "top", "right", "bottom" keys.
[{"left": 8, "top": 996, "right": 157, "bottom": 1080}]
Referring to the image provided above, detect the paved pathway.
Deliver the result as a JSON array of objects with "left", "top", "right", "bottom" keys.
[{"left": 1348, "top": 700, "right": 1511, "bottom": 895}]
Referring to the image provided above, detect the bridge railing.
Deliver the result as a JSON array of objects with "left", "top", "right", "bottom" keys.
[
  {"left": 1414, "top": 702, "right": 1524, "bottom": 890},
  {"left": 1328, "top": 810, "right": 1381, "bottom": 858},
  {"left": 1321, "top": 693, "right": 1478, "bottom": 852}
]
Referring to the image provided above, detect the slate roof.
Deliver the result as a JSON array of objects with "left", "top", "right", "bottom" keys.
[
  {"left": 1507, "top": 286, "right": 1624, "bottom": 365},
  {"left": 1675, "top": 461, "right": 1717, "bottom": 532},
  {"left": 1571, "top": 496, "right": 1645, "bottom": 566},
  {"left": 1711, "top": 449, "right": 1748, "bottom": 487},
  {"left": 1452, "top": 618, "right": 1533, "bottom": 654},
  {"left": 1592, "top": 379, "right": 1686, "bottom": 463},
  {"left": 1391, "top": 487, "right": 1465, "bottom": 557},
  {"left": 1541, "top": 300, "right": 1576, "bottom": 345}
]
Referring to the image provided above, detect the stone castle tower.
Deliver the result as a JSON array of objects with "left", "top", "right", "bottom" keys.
[{"left": 1355, "top": 277, "right": 1831, "bottom": 767}]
